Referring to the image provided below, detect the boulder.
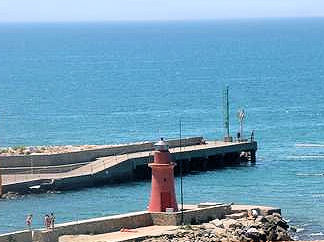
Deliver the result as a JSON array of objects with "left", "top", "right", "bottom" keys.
[
  {"left": 255, "top": 216, "right": 268, "bottom": 223},
  {"left": 277, "top": 219, "right": 289, "bottom": 230},
  {"left": 272, "top": 212, "right": 281, "bottom": 218},
  {"left": 276, "top": 231, "right": 291, "bottom": 241},
  {"left": 201, "top": 223, "right": 216, "bottom": 230},
  {"left": 210, "top": 219, "right": 224, "bottom": 228},
  {"left": 222, "top": 219, "right": 242, "bottom": 229},
  {"left": 211, "top": 227, "right": 227, "bottom": 237},
  {"left": 225, "top": 212, "right": 248, "bottom": 219}
]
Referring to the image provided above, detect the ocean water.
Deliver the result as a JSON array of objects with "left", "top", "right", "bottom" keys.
[{"left": 0, "top": 18, "right": 324, "bottom": 240}]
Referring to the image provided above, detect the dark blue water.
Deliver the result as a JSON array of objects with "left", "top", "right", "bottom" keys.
[{"left": 1, "top": 19, "right": 324, "bottom": 240}]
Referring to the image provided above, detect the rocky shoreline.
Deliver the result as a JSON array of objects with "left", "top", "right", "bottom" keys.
[{"left": 142, "top": 212, "right": 293, "bottom": 242}]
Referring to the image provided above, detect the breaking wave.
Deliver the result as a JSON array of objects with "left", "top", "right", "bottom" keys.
[{"left": 310, "top": 232, "right": 324, "bottom": 236}]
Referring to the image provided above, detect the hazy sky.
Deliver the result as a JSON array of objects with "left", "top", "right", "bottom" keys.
[{"left": 0, "top": 0, "right": 324, "bottom": 22}]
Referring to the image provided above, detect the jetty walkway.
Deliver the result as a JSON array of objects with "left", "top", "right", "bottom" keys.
[{"left": 1, "top": 138, "right": 257, "bottom": 194}]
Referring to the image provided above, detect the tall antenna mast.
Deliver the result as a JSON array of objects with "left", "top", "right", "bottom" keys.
[{"left": 223, "top": 86, "right": 232, "bottom": 142}]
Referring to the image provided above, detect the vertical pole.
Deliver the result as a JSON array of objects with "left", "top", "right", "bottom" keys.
[
  {"left": 225, "top": 86, "right": 230, "bottom": 137},
  {"left": 238, "top": 109, "right": 245, "bottom": 142},
  {"left": 0, "top": 169, "right": 2, "bottom": 197},
  {"left": 30, "top": 155, "right": 34, "bottom": 176},
  {"left": 250, "top": 150, "right": 256, "bottom": 163},
  {"left": 179, "top": 119, "right": 184, "bottom": 225},
  {"left": 223, "top": 86, "right": 232, "bottom": 141},
  {"left": 240, "top": 119, "right": 243, "bottom": 141}
]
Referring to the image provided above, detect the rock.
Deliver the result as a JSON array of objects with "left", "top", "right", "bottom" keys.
[
  {"left": 246, "top": 227, "right": 259, "bottom": 234},
  {"left": 255, "top": 216, "right": 267, "bottom": 223},
  {"left": 239, "top": 234, "right": 253, "bottom": 242},
  {"left": 272, "top": 212, "right": 281, "bottom": 218},
  {"left": 276, "top": 231, "right": 291, "bottom": 241},
  {"left": 142, "top": 209, "right": 292, "bottom": 242},
  {"left": 277, "top": 219, "right": 289, "bottom": 230},
  {"left": 212, "top": 227, "right": 226, "bottom": 237},
  {"left": 222, "top": 219, "right": 242, "bottom": 229},
  {"left": 210, "top": 219, "right": 224, "bottom": 228},
  {"left": 289, "top": 226, "right": 297, "bottom": 232},
  {"left": 244, "top": 227, "right": 268, "bottom": 241},
  {"left": 201, "top": 223, "right": 215, "bottom": 230},
  {"left": 225, "top": 212, "right": 248, "bottom": 219},
  {"left": 1, "top": 192, "right": 20, "bottom": 199}
]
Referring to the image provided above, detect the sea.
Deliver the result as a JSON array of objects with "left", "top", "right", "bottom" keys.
[{"left": 0, "top": 18, "right": 324, "bottom": 240}]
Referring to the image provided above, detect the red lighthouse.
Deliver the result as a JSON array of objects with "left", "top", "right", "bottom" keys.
[{"left": 148, "top": 138, "right": 178, "bottom": 212}]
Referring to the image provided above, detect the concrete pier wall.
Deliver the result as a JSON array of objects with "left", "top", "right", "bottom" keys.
[
  {"left": 53, "top": 159, "right": 135, "bottom": 190},
  {"left": 3, "top": 179, "right": 52, "bottom": 194},
  {"left": 1, "top": 140, "right": 257, "bottom": 194},
  {"left": 33, "top": 211, "right": 152, "bottom": 242},
  {"left": 0, "top": 137, "right": 203, "bottom": 169},
  {"left": 151, "top": 204, "right": 231, "bottom": 226},
  {"left": 0, "top": 203, "right": 278, "bottom": 242},
  {"left": 3, "top": 204, "right": 230, "bottom": 242},
  {"left": 0, "top": 230, "right": 32, "bottom": 242}
]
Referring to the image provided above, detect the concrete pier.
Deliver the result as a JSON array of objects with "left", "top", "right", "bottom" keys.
[
  {"left": 1, "top": 138, "right": 257, "bottom": 195},
  {"left": 0, "top": 203, "right": 278, "bottom": 242}
]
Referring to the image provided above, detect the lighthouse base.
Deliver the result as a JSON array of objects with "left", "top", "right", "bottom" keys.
[{"left": 148, "top": 163, "right": 178, "bottom": 212}]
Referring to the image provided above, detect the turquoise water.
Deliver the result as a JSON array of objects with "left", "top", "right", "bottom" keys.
[{"left": 1, "top": 18, "right": 324, "bottom": 240}]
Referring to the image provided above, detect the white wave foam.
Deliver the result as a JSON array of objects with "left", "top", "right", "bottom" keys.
[
  {"left": 296, "top": 143, "right": 324, "bottom": 148},
  {"left": 287, "top": 155, "right": 324, "bottom": 160},
  {"left": 296, "top": 228, "right": 305, "bottom": 233},
  {"left": 310, "top": 232, "right": 324, "bottom": 236},
  {"left": 312, "top": 194, "right": 324, "bottom": 198},
  {"left": 296, "top": 173, "right": 324, "bottom": 177}
]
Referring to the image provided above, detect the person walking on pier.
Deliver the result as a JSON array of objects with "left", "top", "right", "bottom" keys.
[
  {"left": 50, "top": 212, "right": 55, "bottom": 230},
  {"left": 26, "top": 214, "right": 32, "bottom": 230}
]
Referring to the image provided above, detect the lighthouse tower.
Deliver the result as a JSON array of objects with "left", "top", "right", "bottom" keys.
[{"left": 148, "top": 138, "right": 178, "bottom": 212}]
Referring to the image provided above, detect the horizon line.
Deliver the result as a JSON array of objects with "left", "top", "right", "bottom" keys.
[{"left": 0, "top": 15, "right": 324, "bottom": 24}]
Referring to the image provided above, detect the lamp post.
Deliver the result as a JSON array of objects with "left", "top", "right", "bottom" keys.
[
  {"left": 223, "top": 86, "right": 232, "bottom": 142},
  {"left": 237, "top": 109, "right": 245, "bottom": 141}
]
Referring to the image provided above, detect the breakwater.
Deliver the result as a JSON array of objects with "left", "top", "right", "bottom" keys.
[
  {"left": 0, "top": 137, "right": 203, "bottom": 171},
  {"left": 0, "top": 203, "right": 286, "bottom": 242},
  {"left": 1, "top": 138, "right": 257, "bottom": 195}
]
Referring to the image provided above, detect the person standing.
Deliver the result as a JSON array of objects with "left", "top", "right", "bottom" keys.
[
  {"left": 44, "top": 214, "right": 50, "bottom": 230},
  {"left": 26, "top": 214, "right": 32, "bottom": 230},
  {"left": 50, "top": 212, "right": 55, "bottom": 230},
  {"left": 237, "top": 132, "right": 241, "bottom": 142},
  {"left": 250, "top": 130, "right": 255, "bottom": 142}
]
